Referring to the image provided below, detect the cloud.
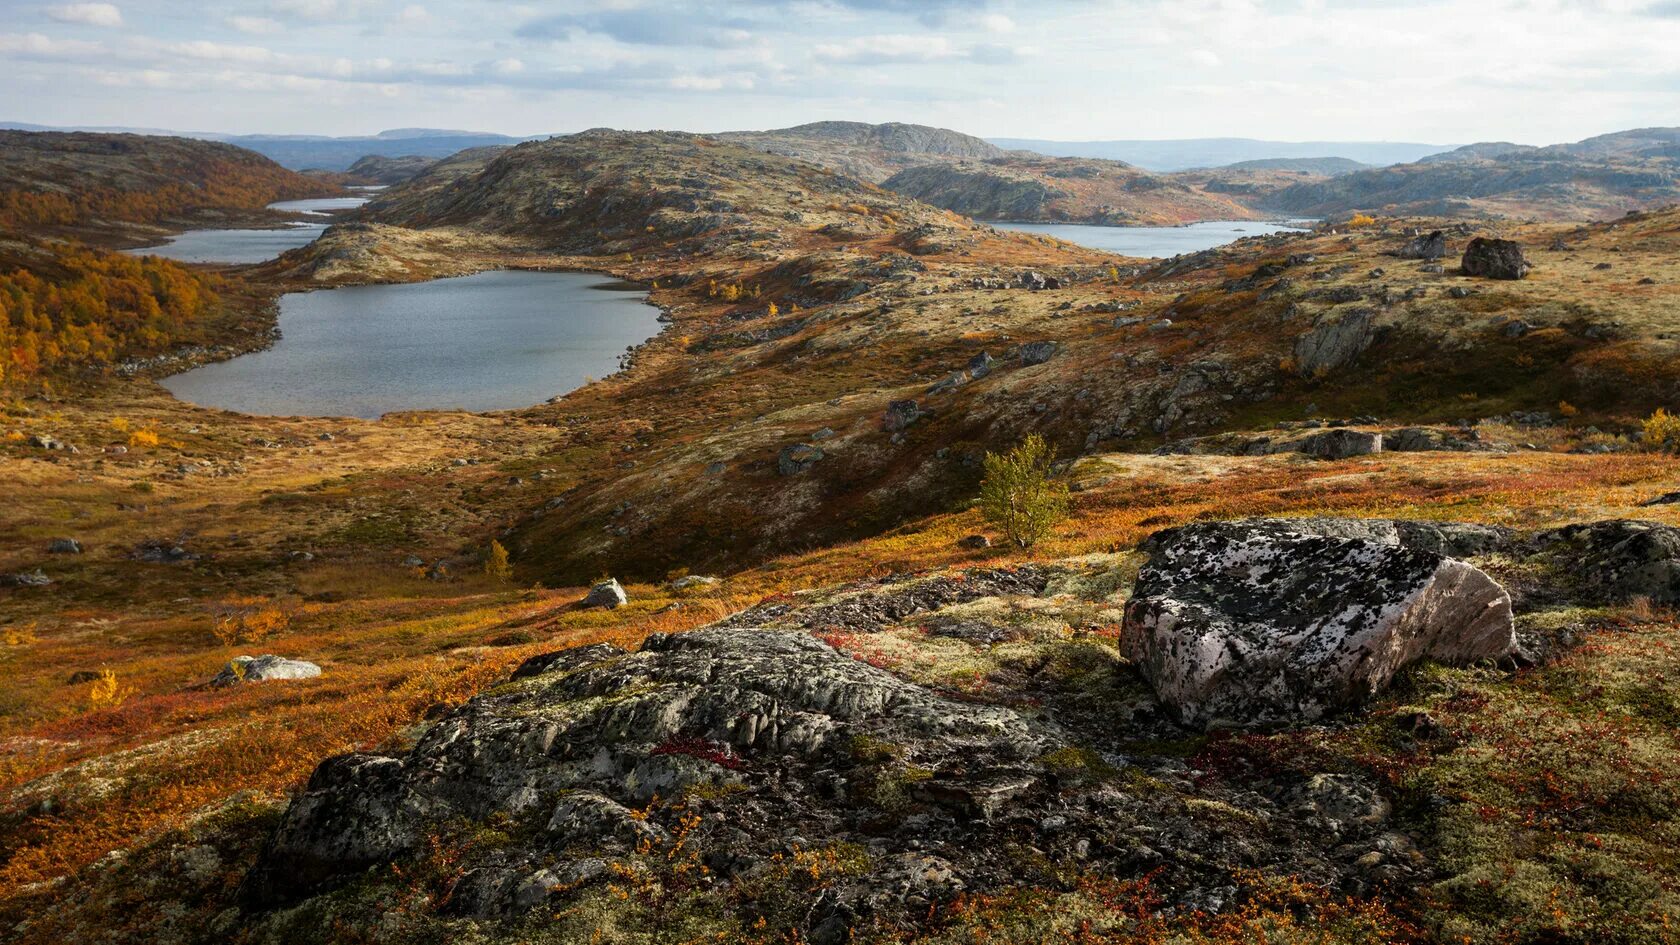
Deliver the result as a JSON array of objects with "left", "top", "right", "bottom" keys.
[
  {"left": 396, "top": 5, "right": 432, "bottom": 27},
  {"left": 270, "top": 0, "right": 361, "bottom": 20},
  {"left": 979, "top": 14, "right": 1015, "bottom": 34},
  {"left": 814, "top": 33, "right": 954, "bottom": 64},
  {"left": 227, "top": 15, "right": 283, "bottom": 34},
  {"left": 517, "top": 11, "right": 757, "bottom": 49},
  {"left": 0, "top": 32, "right": 104, "bottom": 56},
  {"left": 1188, "top": 49, "right": 1221, "bottom": 67},
  {"left": 46, "top": 3, "right": 123, "bottom": 28}
]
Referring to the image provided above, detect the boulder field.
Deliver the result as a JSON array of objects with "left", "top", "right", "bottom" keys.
[{"left": 232, "top": 516, "right": 1680, "bottom": 940}]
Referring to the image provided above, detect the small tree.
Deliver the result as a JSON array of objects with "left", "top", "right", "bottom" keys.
[
  {"left": 484, "top": 540, "right": 512, "bottom": 583},
  {"left": 979, "top": 435, "right": 1070, "bottom": 548},
  {"left": 1642, "top": 409, "right": 1680, "bottom": 453}
]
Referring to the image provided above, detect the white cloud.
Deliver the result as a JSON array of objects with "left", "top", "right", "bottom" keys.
[
  {"left": 396, "top": 5, "right": 432, "bottom": 27},
  {"left": 979, "top": 14, "right": 1015, "bottom": 34},
  {"left": 0, "top": 31, "right": 103, "bottom": 56},
  {"left": 814, "top": 34, "right": 955, "bottom": 64},
  {"left": 227, "top": 15, "right": 283, "bottom": 35},
  {"left": 46, "top": 3, "right": 123, "bottom": 28},
  {"left": 1188, "top": 49, "right": 1221, "bottom": 67}
]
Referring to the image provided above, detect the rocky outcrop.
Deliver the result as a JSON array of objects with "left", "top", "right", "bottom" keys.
[
  {"left": 1395, "top": 230, "right": 1447, "bottom": 259},
  {"left": 1461, "top": 238, "right": 1530, "bottom": 280},
  {"left": 1292, "top": 309, "right": 1376, "bottom": 377},
  {"left": 1532, "top": 520, "right": 1680, "bottom": 604},
  {"left": 211, "top": 655, "right": 322, "bottom": 686},
  {"left": 1137, "top": 517, "right": 1514, "bottom": 560},
  {"left": 1295, "top": 429, "right": 1382, "bottom": 459},
  {"left": 243, "top": 628, "right": 1057, "bottom": 908},
  {"left": 1124, "top": 522, "right": 1515, "bottom": 728}
]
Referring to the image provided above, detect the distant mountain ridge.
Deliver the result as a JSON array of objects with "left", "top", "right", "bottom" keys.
[
  {"left": 0, "top": 122, "right": 548, "bottom": 171},
  {"left": 989, "top": 137, "right": 1452, "bottom": 171}
]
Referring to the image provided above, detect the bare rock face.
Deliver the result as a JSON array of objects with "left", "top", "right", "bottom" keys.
[
  {"left": 243, "top": 628, "right": 1056, "bottom": 909},
  {"left": 1461, "top": 237, "right": 1530, "bottom": 279},
  {"left": 1292, "top": 309, "right": 1375, "bottom": 377},
  {"left": 1123, "top": 523, "right": 1515, "bottom": 728}
]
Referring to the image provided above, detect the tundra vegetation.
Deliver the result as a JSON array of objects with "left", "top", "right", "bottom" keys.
[{"left": 1, "top": 126, "right": 1680, "bottom": 945}]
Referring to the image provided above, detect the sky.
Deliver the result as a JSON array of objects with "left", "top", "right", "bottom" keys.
[{"left": 2, "top": 0, "right": 1678, "bottom": 144}]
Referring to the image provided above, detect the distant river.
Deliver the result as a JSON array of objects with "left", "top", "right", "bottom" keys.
[
  {"left": 160, "top": 271, "right": 661, "bottom": 418},
  {"left": 993, "top": 220, "right": 1308, "bottom": 258},
  {"left": 124, "top": 195, "right": 371, "bottom": 264}
]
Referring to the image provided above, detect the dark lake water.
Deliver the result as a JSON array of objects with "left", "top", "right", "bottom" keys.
[
  {"left": 160, "top": 271, "right": 662, "bottom": 418},
  {"left": 994, "top": 220, "right": 1308, "bottom": 258}
]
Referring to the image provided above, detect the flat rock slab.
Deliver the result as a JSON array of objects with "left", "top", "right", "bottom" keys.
[{"left": 1124, "top": 523, "right": 1514, "bottom": 728}]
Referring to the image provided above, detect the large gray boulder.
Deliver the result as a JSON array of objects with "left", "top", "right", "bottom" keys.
[
  {"left": 1532, "top": 520, "right": 1680, "bottom": 604},
  {"left": 581, "top": 578, "right": 628, "bottom": 609},
  {"left": 1461, "top": 237, "right": 1530, "bottom": 280},
  {"left": 212, "top": 655, "right": 322, "bottom": 686},
  {"left": 242, "top": 628, "right": 1055, "bottom": 908},
  {"left": 1124, "top": 522, "right": 1515, "bottom": 728}
]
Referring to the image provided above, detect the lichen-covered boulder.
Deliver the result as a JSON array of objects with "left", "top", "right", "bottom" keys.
[
  {"left": 1137, "top": 517, "right": 1514, "bottom": 560},
  {"left": 211, "top": 655, "right": 321, "bottom": 686},
  {"left": 1123, "top": 523, "right": 1515, "bottom": 728},
  {"left": 1532, "top": 520, "right": 1680, "bottom": 604},
  {"left": 242, "top": 628, "right": 1056, "bottom": 909}
]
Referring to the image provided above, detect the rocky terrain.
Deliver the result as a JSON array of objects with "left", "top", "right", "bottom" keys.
[
  {"left": 342, "top": 154, "right": 440, "bottom": 185},
  {"left": 1262, "top": 127, "right": 1680, "bottom": 221},
  {"left": 882, "top": 155, "right": 1261, "bottom": 225},
  {"left": 5, "top": 122, "right": 1680, "bottom": 945},
  {"left": 716, "top": 121, "right": 1006, "bottom": 184}
]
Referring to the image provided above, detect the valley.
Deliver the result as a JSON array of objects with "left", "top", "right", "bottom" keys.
[{"left": 3, "top": 118, "right": 1680, "bottom": 945}]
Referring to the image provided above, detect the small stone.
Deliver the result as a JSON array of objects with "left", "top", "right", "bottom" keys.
[{"left": 48, "top": 538, "right": 82, "bottom": 554}]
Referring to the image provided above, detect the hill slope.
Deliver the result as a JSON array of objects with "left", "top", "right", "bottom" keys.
[
  {"left": 715, "top": 120, "right": 1005, "bottom": 183},
  {"left": 0, "top": 131, "right": 333, "bottom": 236},
  {"left": 882, "top": 155, "right": 1261, "bottom": 224}
]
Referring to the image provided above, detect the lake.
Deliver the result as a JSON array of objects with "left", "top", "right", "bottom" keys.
[
  {"left": 125, "top": 195, "right": 370, "bottom": 264},
  {"left": 160, "top": 271, "right": 662, "bottom": 418},
  {"left": 993, "top": 220, "right": 1308, "bottom": 257}
]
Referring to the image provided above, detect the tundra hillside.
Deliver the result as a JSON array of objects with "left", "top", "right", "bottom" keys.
[{"left": 1, "top": 126, "right": 1679, "bottom": 945}]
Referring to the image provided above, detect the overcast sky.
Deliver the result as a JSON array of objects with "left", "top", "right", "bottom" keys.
[{"left": 2, "top": 0, "right": 1677, "bottom": 143}]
